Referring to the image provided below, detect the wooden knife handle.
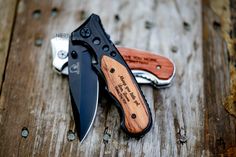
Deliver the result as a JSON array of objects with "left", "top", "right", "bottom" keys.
[
  {"left": 118, "top": 47, "right": 174, "bottom": 80},
  {"left": 101, "top": 55, "right": 151, "bottom": 135}
]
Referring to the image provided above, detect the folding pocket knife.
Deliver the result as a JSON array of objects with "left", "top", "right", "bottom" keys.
[
  {"left": 52, "top": 14, "right": 175, "bottom": 142},
  {"left": 51, "top": 39, "right": 175, "bottom": 88}
]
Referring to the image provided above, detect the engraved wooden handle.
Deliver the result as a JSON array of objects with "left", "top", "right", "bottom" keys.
[
  {"left": 118, "top": 47, "right": 174, "bottom": 80},
  {"left": 101, "top": 55, "right": 151, "bottom": 134}
]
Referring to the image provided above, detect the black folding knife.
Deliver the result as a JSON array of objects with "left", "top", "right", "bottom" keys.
[{"left": 68, "top": 14, "right": 152, "bottom": 142}]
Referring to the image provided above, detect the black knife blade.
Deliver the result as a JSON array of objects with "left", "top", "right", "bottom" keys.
[{"left": 68, "top": 44, "right": 99, "bottom": 142}]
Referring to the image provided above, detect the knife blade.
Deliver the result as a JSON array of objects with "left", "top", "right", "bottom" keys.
[
  {"left": 69, "top": 14, "right": 152, "bottom": 139},
  {"left": 68, "top": 44, "right": 99, "bottom": 142},
  {"left": 51, "top": 38, "right": 175, "bottom": 88}
]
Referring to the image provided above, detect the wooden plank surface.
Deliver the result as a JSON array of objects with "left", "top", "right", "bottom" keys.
[
  {"left": 0, "top": 0, "right": 18, "bottom": 91},
  {"left": 203, "top": 0, "right": 236, "bottom": 156},
  {"left": 0, "top": 0, "right": 235, "bottom": 156}
]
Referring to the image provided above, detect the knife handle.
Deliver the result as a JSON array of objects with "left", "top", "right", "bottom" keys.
[
  {"left": 118, "top": 47, "right": 174, "bottom": 80},
  {"left": 101, "top": 55, "right": 151, "bottom": 135}
]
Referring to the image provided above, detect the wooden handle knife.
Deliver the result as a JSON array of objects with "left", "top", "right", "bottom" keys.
[{"left": 70, "top": 14, "right": 152, "bottom": 137}]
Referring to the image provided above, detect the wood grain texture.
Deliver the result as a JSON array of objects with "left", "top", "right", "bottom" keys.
[
  {"left": 0, "top": 0, "right": 18, "bottom": 91},
  {"left": 203, "top": 0, "right": 236, "bottom": 156},
  {"left": 224, "top": 0, "right": 236, "bottom": 118},
  {"left": 118, "top": 47, "right": 174, "bottom": 80},
  {"left": 0, "top": 0, "right": 235, "bottom": 156},
  {"left": 101, "top": 55, "right": 151, "bottom": 134}
]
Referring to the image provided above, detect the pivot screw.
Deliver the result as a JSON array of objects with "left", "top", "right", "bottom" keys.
[
  {"left": 57, "top": 50, "right": 67, "bottom": 59},
  {"left": 80, "top": 27, "right": 91, "bottom": 38}
]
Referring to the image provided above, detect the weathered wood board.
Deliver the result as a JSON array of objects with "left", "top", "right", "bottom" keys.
[
  {"left": 0, "top": 0, "right": 235, "bottom": 156},
  {"left": 0, "top": 0, "right": 18, "bottom": 91},
  {"left": 203, "top": 0, "right": 236, "bottom": 156}
]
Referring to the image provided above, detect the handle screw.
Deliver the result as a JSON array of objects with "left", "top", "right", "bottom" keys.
[
  {"left": 131, "top": 114, "right": 136, "bottom": 119},
  {"left": 80, "top": 27, "right": 91, "bottom": 38},
  {"left": 110, "top": 68, "right": 115, "bottom": 73}
]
